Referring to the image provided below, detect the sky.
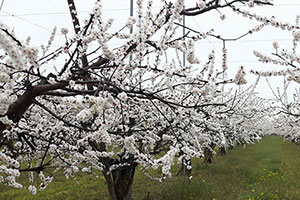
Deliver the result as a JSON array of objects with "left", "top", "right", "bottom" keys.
[{"left": 0, "top": 0, "right": 300, "bottom": 101}]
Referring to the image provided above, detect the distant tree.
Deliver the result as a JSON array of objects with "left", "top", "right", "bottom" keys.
[{"left": 251, "top": 15, "right": 300, "bottom": 144}]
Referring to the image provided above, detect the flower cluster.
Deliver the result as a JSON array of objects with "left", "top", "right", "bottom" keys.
[
  {"left": 0, "top": 22, "right": 25, "bottom": 70},
  {"left": 186, "top": 39, "right": 200, "bottom": 64},
  {"left": 126, "top": 16, "right": 136, "bottom": 28},
  {"left": 196, "top": 1, "right": 206, "bottom": 10},
  {"left": 222, "top": 48, "right": 227, "bottom": 71},
  {"left": 253, "top": 50, "right": 288, "bottom": 66},
  {"left": 234, "top": 66, "right": 247, "bottom": 85},
  {"left": 28, "top": 185, "right": 37, "bottom": 195},
  {"left": 38, "top": 172, "right": 53, "bottom": 191},
  {"left": 232, "top": 6, "right": 297, "bottom": 31},
  {"left": 42, "top": 26, "right": 57, "bottom": 55},
  {"left": 0, "top": 165, "right": 21, "bottom": 188},
  {"left": 61, "top": 27, "right": 69, "bottom": 35},
  {"left": 0, "top": 152, "right": 20, "bottom": 168}
]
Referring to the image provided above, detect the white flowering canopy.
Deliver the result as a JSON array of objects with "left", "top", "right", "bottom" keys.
[{"left": 0, "top": 0, "right": 293, "bottom": 198}]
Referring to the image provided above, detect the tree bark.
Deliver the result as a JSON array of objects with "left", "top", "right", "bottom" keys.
[
  {"left": 5, "top": 82, "right": 68, "bottom": 122},
  {"left": 103, "top": 165, "right": 137, "bottom": 200},
  {"left": 218, "top": 146, "right": 226, "bottom": 156},
  {"left": 203, "top": 144, "right": 215, "bottom": 163}
]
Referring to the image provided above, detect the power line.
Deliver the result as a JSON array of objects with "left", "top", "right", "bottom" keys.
[
  {"left": 1, "top": 3, "right": 300, "bottom": 17},
  {"left": 0, "top": 4, "right": 295, "bottom": 47},
  {"left": 0, "top": 10, "right": 64, "bottom": 37},
  {"left": 0, "top": 8, "right": 133, "bottom": 17},
  {"left": 0, "top": 9, "right": 294, "bottom": 44},
  {"left": 192, "top": 18, "right": 220, "bottom": 55},
  {"left": 196, "top": 38, "right": 292, "bottom": 44},
  {"left": 45, "top": 37, "right": 292, "bottom": 49},
  {"left": 0, "top": 10, "right": 54, "bottom": 32},
  {"left": 273, "top": 3, "right": 300, "bottom": 6}
]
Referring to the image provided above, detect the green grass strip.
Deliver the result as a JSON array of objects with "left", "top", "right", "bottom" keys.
[{"left": 1, "top": 136, "right": 300, "bottom": 200}]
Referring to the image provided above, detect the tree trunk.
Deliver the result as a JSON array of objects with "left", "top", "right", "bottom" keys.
[
  {"left": 218, "top": 146, "right": 226, "bottom": 156},
  {"left": 203, "top": 147, "right": 214, "bottom": 163},
  {"left": 103, "top": 165, "right": 136, "bottom": 200},
  {"left": 176, "top": 159, "right": 192, "bottom": 176},
  {"left": 203, "top": 143, "right": 215, "bottom": 163}
]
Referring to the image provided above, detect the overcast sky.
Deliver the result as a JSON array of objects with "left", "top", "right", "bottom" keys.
[{"left": 0, "top": 0, "right": 300, "bottom": 100}]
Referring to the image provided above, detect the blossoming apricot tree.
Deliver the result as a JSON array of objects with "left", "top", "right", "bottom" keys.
[
  {"left": 250, "top": 15, "right": 300, "bottom": 144},
  {"left": 0, "top": 0, "right": 283, "bottom": 199}
]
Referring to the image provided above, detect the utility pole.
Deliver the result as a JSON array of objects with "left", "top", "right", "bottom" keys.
[
  {"left": 130, "top": 0, "right": 133, "bottom": 62},
  {"left": 183, "top": 6, "right": 186, "bottom": 67},
  {"left": 0, "top": 0, "right": 4, "bottom": 11},
  {"left": 130, "top": 0, "right": 134, "bottom": 34}
]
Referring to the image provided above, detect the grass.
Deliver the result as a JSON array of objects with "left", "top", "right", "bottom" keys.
[{"left": 2, "top": 136, "right": 300, "bottom": 199}]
